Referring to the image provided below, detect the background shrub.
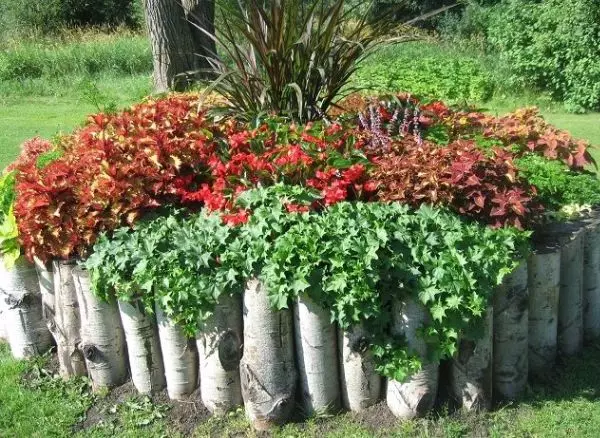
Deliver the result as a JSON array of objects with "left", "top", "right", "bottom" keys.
[
  {"left": 483, "top": 0, "right": 600, "bottom": 112},
  {"left": 352, "top": 43, "right": 494, "bottom": 102},
  {"left": 0, "top": 0, "right": 142, "bottom": 41}
]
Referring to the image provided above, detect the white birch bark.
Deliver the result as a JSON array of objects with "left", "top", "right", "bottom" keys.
[
  {"left": 0, "top": 286, "right": 6, "bottom": 340},
  {"left": 240, "top": 278, "right": 297, "bottom": 430},
  {"left": 493, "top": 260, "right": 528, "bottom": 400},
  {"left": 0, "top": 257, "right": 52, "bottom": 358},
  {"left": 118, "top": 299, "right": 166, "bottom": 394},
  {"left": 338, "top": 324, "right": 382, "bottom": 412},
  {"left": 556, "top": 224, "right": 585, "bottom": 356},
  {"left": 197, "top": 293, "right": 243, "bottom": 415},
  {"left": 52, "top": 260, "right": 87, "bottom": 378},
  {"left": 73, "top": 267, "right": 128, "bottom": 390},
  {"left": 294, "top": 294, "right": 341, "bottom": 416},
  {"left": 386, "top": 297, "right": 439, "bottom": 419},
  {"left": 450, "top": 307, "right": 493, "bottom": 411},
  {"left": 155, "top": 302, "right": 198, "bottom": 400},
  {"left": 583, "top": 216, "right": 600, "bottom": 341},
  {"left": 527, "top": 244, "right": 560, "bottom": 375},
  {"left": 34, "top": 257, "right": 55, "bottom": 334}
]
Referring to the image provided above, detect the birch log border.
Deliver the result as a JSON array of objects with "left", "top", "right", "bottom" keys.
[
  {"left": 156, "top": 302, "right": 198, "bottom": 400},
  {"left": 0, "top": 286, "right": 6, "bottom": 340},
  {"left": 118, "top": 299, "right": 166, "bottom": 394},
  {"left": 527, "top": 241, "right": 560, "bottom": 376},
  {"left": 493, "top": 260, "right": 528, "bottom": 401},
  {"left": 34, "top": 257, "right": 55, "bottom": 338},
  {"left": 543, "top": 222, "right": 585, "bottom": 356},
  {"left": 450, "top": 306, "right": 493, "bottom": 411},
  {"left": 73, "top": 267, "right": 128, "bottom": 390},
  {"left": 52, "top": 259, "right": 87, "bottom": 378},
  {"left": 241, "top": 278, "right": 297, "bottom": 431},
  {"left": 583, "top": 214, "right": 600, "bottom": 341},
  {"left": 386, "top": 297, "right": 439, "bottom": 419},
  {"left": 197, "top": 293, "right": 243, "bottom": 415},
  {"left": 0, "top": 257, "right": 52, "bottom": 359},
  {"left": 338, "top": 324, "right": 382, "bottom": 412},
  {"left": 294, "top": 294, "right": 341, "bottom": 416}
]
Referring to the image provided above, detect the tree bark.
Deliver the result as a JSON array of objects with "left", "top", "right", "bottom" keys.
[
  {"left": 143, "top": 0, "right": 215, "bottom": 92},
  {"left": 73, "top": 267, "right": 128, "bottom": 391},
  {"left": 52, "top": 260, "right": 87, "bottom": 378},
  {"left": 0, "top": 257, "right": 53, "bottom": 359},
  {"left": 493, "top": 260, "right": 528, "bottom": 401}
]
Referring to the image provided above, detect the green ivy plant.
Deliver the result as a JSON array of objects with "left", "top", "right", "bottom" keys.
[
  {"left": 86, "top": 185, "right": 529, "bottom": 381},
  {"left": 263, "top": 202, "right": 529, "bottom": 380}
]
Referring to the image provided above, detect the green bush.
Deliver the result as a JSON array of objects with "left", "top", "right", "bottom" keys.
[
  {"left": 0, "top": 0, "right": 142, "bottom": 40},
  {"left": 484, "top": 0, "right": 600, "bottom": 112},
  {"left": 515, "top": 154, "right": 600, "bottom": 211},
  {"left": 352, "top": 43, "right": 494, "bottom": 101}
]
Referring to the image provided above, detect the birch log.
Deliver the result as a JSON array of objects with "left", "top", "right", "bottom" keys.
[
  {"left": 450, "top": 307, "right": 493, "bottom": 411},
  {"left": 52, "top": 260, "right": 87, "bottom": 378},
  {"left": 240, "top": 278, "right": 297, "bottom": 430},
  {"left": 34, "top": 257, "right": 55, "bottom": 336},
  {"left": 197, "top": 293, "right": 243, "bottom": 415},
  {"left": 0, "top": 290, "right": 6, "bottom": 340},
  {"left": 556, "top": 223, "right": 585, "bottom": 356},
  {"left": 294, "top": 294, "right": 341, "bottom": 416},
  {"left": 118, "top": 299, "right": 166, "bottom": 394},
  {"left": 527, "top": 243, "right": 560, "bottom": 375},
  {"left": 386, "top": 297, "right": 439, "bottom": 419},
  {"left": 493, "top": 260, "right": 528, "bottom": 400},
  {"left": 73, "top": 267, "right": 128, "bottom": 390},
  {"left": 0, "top": 257, "right": 52, "bottom": 358},
  {"left": 583, "top": 215, "right": 600, "bottom": 341},
  {"left": 338, "top": 324, "right": 382, "bottom": 412},
  {"left": 155, "top": 303, "right": 198, "bottom": 400}
]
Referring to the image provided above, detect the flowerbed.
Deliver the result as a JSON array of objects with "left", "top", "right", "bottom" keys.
[{"left": 2, "top": 91, "right": 600, "bottom": 425}]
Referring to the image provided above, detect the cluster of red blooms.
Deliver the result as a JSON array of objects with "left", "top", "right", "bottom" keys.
[{"left": 10, "top": 93, "right": 594, "bottom": 261}]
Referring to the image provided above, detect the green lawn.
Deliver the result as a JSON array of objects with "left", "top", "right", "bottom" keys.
[
  {"left": 0, "top": 73, "right": 152, "bottom": 168},
  {"left": 3, "top": 340, "right": 600, "bottom": 437}
]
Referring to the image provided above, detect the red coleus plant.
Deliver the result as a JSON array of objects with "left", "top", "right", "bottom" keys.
[
  {"left": 7, "top": 137, "right": 53, "bottom": 173},
  {"left": 14, "top": 97, "right": 378, "bottom": 262},
  {"left": 445, "top": 107, "right": 594, "bottom": 169},
  {"left": 15, "top": 95, "right": 218, "bottom": 261},
  {"left": 371, "top": 138, "right": 543, "bottom": 229}
]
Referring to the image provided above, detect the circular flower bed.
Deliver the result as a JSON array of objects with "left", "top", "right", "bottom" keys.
[{"left": 2, "top": 92, "right": 600, "bottom": 422}]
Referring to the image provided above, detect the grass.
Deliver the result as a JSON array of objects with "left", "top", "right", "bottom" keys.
[{"left": 3, "top": 340, "right": 600, "bottom": 437}]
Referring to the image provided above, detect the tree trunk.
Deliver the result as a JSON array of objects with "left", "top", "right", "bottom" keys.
[
  {"left": 583, "top": 215, "right": 600, "bottom": 341},
  {"left": 52, "top": 260, "right": 87, "bottom": 378},
  {"left": 156, "top": 303, "right": 198, "bottom": 400},
  {"left": 386, "top": 297, "right": 439, "bottom": 419},
  {"left": 118, "top": 299, "right": 166, "bottom": 394},
  {"left": 338, "top": 324, "right": 382, "bottom": 412},
  {"left": 73, "top": 267, "right": 128, "bottom": 391},
  {"left": 143, "top": 0, "right": 215, "bottom": 92},
  {"left": 197, "top": 293, "right": 243, "bottom": 415},
  {"left": 0, "top": 257, "right": 53, "bottom": 359},
  {"left": 294, "top": 294, "right": 341, "bottom": 416},
  {"left": 450, "top": 307, "right": 493, "bottom": 412},
  {"left": 240, "top": 278, "right": 297, "bottom": 431},
  {"left": 493, "top": 260, "right": 528, "bottom": 401},
  {"left": 182, "top": 0, "right": 216, "bottom": 59},
  {"left": 527, "top": 243, "right": 560, "bottom": 376}
]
